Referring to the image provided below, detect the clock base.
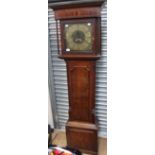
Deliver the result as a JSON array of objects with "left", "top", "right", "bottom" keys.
[{"left": 66, "top": 121, "right": 98, "bottom": 155}]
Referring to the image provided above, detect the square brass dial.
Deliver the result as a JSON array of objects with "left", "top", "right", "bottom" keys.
[{"left": 64, "top": 23, "right": 93, "bottom": 52}]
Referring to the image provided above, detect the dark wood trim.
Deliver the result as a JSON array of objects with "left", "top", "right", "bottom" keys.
[
  {"left": 59, "top": 55, "right": 101, "bottom": 60},
  {"left": 48, "top": 0, "right": 105, "bottom": 10}
]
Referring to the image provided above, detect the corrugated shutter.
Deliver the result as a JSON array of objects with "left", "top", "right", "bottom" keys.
[{"left": 48, "top": 2, "right": 107, "bottom": 137}]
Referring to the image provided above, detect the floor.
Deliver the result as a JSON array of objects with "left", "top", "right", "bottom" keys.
[{"left": 51, "top": 131, "right": 107, "bottom": 155}]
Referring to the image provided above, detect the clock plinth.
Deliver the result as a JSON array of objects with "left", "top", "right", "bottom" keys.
[
  {"left": 49, "top": 0, "right": 105, "bottom": 154},
  {"left": 66, "top": 121, "right": 98, "bottom": 155}
]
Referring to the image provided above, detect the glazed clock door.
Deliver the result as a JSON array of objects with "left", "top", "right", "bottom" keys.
[
  {"left": 65, "top": 23, "right": 93, "bottom": 51},
  {"left": 60, "top": 18, "right": 98, "bottom": 54}
]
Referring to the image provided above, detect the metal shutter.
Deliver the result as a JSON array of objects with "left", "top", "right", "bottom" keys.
[{"left": 48, "top": 2, "right": 107, "bottom": 137}]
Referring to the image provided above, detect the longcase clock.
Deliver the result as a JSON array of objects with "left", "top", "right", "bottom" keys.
[{"left": 49, "top": 0, "right": 105, "bottom": 154}]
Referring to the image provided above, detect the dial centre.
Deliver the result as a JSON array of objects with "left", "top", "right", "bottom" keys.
[{"left": 72, "top": 30, "right": 85, "bottom": 44}]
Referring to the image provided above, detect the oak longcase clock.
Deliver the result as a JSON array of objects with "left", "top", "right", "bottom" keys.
[{"left": 49, "top": 0, "right": 105, "bottom": 154}]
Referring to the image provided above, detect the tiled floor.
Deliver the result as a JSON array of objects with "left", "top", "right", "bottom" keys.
[{"left": 51, "top": 131, "right": 107, "bottom": 155}]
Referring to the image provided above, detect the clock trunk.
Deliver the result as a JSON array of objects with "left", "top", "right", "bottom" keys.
[{"left": 66, "top": 60, "right": 98, "bottom": 154}]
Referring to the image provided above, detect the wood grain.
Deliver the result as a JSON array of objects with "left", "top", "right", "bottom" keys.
[
  {"left": 67, "top": 61, "right": 96, "bottom": 123},
  {"left": 55, "top": 7, "right": 101, "bottom": 19},
  {"left": 52, "top": 131, "right": 107, "bottom": 155}
]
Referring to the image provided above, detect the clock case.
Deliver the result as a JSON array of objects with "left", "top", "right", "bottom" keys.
[{"left": 49, "top": 0, "right": 105, "bottom": 154}]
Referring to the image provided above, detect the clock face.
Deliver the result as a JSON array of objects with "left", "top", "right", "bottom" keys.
[{"left": 64, "top": 23, "right": 93, "bottom": 52}]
